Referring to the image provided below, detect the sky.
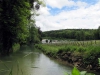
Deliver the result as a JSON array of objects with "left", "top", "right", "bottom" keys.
[{"left": 35, "top": 0, "right": 100, "bottom": 31}]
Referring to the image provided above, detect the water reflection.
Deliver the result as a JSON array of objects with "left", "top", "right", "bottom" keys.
[
  {"left": 0, "top": 46, "right": 97, "bottom": 75},
  {"left": 0, "top": 46, "right": 72, "bottom": 75}
]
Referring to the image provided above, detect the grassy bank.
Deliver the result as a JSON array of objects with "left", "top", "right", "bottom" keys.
[{"left": 35, "top": 43, "right": 100, "bottom": 73}]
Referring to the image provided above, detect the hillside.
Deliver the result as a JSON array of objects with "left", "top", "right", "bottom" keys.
[{"left": 42, "top": 28, "right": 99, "bottom": 41}]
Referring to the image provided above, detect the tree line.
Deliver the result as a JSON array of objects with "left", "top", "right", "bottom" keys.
[
  {"left": 0, "top": 0, "right": 42, "bottom": 55},
  {"left": 42, "top": 27, "right": 100, "bottom": 41}
]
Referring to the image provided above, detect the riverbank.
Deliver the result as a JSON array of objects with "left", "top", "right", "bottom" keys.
[
  {"left": 0, "top": 45, "right": 73, "bottom": 75},
  {"left": 0, "top": 43, "right": 20, "bottom": 56},
  {"left": 35, "top": 43, "right": 100, "bottom": 74}
]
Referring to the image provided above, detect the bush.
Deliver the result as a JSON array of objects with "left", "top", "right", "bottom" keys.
[{"left": 12, "top": 43, "right": 20, "bottom": 52}]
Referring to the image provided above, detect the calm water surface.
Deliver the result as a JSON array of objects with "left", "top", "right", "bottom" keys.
[{"left": 0, "top": 46, "right": 72, "bottom": 75}]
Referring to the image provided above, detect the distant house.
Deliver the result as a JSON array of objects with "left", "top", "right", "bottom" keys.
[{"left": 42, "top": 39, "right": 59, "bottom": 44}]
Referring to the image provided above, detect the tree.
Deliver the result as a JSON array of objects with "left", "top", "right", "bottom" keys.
[
  {"left": 28, "top": 22, "right": 42, "bottom": 44},
  {"left": 97, "top": 26, "right": 100, "bottom": 39},
  {"left": 1, "top": 0, "right": 32, "bottom": 55},
  {"left": 75, "top": 31, "right": 81, "bottom": 41},
  {"left": 0, "top": 0, "right": 44, "bottom": 55}
]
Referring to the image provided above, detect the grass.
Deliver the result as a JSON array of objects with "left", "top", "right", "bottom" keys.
[
  {"left": 36, "top": 40, "right": 100, "bottom": 73},
  {"left": 36, "top": 42, "right": 100, "bottom": 57},
  {"left": 36, "top": 44, "right": 62, "bottom": 57},
  {"left": 1, "top": 42, "right": 98, "bottom": 75},
  {"left": 56, "top": 40, "right": 100, "bottom": 46}
]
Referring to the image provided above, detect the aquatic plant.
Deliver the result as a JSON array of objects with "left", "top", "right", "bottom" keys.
[{"left": 65, "top": 67, "right": 95, "bottom": 75}]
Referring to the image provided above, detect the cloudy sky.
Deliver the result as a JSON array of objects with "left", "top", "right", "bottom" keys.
[{"left": 35, "top": 0, "right": 100, "bottom": 31}]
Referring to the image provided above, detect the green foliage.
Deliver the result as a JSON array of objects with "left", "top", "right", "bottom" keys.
[
  {"left": 98, "top": 58, "right": 100, "bottom": 66},
  {"left": 77, "top": 46, "right": 86, "bottom": 53},
  {"left": 9, "top": 70, "right": 12, "bottom": 75},
  {"left": 37, "top": 41, "right": 100, "bottom": 73},
  {"left": 0, "top": 0, "right": 43, "bottom": 55},
  {"left": 27, "top": 23, "right": 42, "bottom": 44},
  {"left": 97, "top": 26, "right": 100, "bottom": 39},
  {"left": 37, "top": 0, "right": 46, "bottom": 7},
  {"left": 0, "top": 0, "right": 31, "bottom": 55},
  {"left": 65, "top": 67, "right": 95, "bottom": 75},
  {"left": 12, "top": 43, "right": 20, "bottom": 52},
  {"left": 72, "top": 67, "right": 80, "bottom": 75},
  {"left": 43, "top": 28, "right": 100, "bottom": 41},
  {"left": 80, "top": 71, "right": 87, "bottom": 75},
  {"left": 35, "top": 44, "right": 60, "bottom": 57}
]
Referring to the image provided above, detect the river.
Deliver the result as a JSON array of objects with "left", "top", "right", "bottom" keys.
[{"left": 0, "top": 45, "right": 72, "bottom": 75}]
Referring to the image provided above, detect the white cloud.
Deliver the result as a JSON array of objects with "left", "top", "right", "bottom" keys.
[
  {"left": 35, "top": 0, "right": 100, "bottom": 31},
  {"left": 36, "top": 6, "right": 50, "bottom": 15},
  {"left": 45, "top": 0, "right": 88, "bottom": 9}
]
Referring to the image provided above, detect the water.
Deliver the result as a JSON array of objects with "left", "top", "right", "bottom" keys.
[{"left": 0, "top": 46, "right": 72, "bottom": 75}]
